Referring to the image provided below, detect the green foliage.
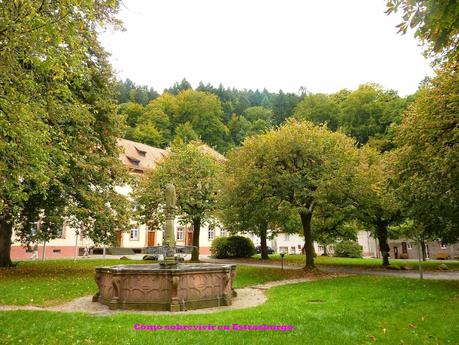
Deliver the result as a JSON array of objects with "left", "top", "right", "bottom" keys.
[
  {"left": 228, "top": 114, "right": 252, "bottom": 146},
  {"left": 210, "top": 236, "right": 256, "bottom": 258},
  {"left": 222, "top": 119, "right": 362, "bottom": 267},
  {"left": 243, "top": 106, "right": 273, "bottom": 124},
  {"left": 140, "top": 105, "right": 172, "bottom": 143},
  {"left": 339, "top": 84, "right": 406, "bottom": 146},
  {"left": 135, "top": 141, "right": 221, "bottom": 226},
  {"left": 127, "top": 123, "right": 163, "bottom": 147},
  {"left": 174, "top": 89, "right": 229, "bottom": 152},
  {"left": 116, "top": 79, "right": 158, "bottom": 105},
  {"left": 117, "top": 102, "right": 145, "bottom": 127},
  {"left": 293, "top": 93, "right": 339, "bottom": 131},
  {"left": 118, "top": 80, "right": 410, "bottom": 152},
  {"left": 271, "top": 90, "right": 301, "bottom": 125},
  {"left": 386, "top": 0, "right": 459, "bottom": 63},
  {"left": 393, "top": 61, "right": 459, "bottom": 243},
  {"left": 0, "top": 0, "right": 131, "bottom": 266},
  {"left": 334, "top": 241, "right": 363, "bottom": 258},
  {"left": 173, "top": 122, "right": 199, "bottom": 144},
  {"left": 352, "top": 147, "right": 402, "bottom": 265},
  {"left": 164, "top": 78, "right": 192, "bottom": 95}
]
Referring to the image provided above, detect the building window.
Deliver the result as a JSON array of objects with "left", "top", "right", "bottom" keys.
[
  {"left": 176, "top": 227, "right": 184, "bottom": 241},
  {"left": 279, "top": 246, "right": 288, "bottom": 253},
  {"left": 60, "top": 221, "right": 66, "bottom": 239},
  {"left": 401, "top": 242, "right": 408, "bottom": 254},
  {"left": 130, "top": 228, "right": 139, "bottom": 241},
  {"left": 291, "top": 246, "right": 296, "bottom": 254},
  {"left": 135, "top": 147, "right": 147, "bottom": 157},
  {"left": 407, "top": 242, "right": 413, "bottom": 250},
  {"left": 127, "top": 156, "right": 140, "bottom": 166},
  {"left": 220, "top": 228, "right": 227, "bottom": 237},
  {"left": 208, "top": 226, "right": 215, "bottom": 241}
]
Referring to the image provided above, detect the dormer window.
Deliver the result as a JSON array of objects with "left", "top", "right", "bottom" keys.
[
  {"left": 135, "top": 147, "right": 147, "bottom": 157},
  {"left": 127, "top": 155, "right": 140, "bottom": 166}
]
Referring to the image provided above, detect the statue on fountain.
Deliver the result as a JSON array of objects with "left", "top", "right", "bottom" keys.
[{"left": 93, "top": 183, "right": 236, "bottom": 311}]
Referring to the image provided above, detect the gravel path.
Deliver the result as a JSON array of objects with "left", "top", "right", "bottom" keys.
[
  {"left": 202, "top": 257, "right": 459, "bottom": 280},
  {"left": 0, "top": 276, "right": 327, "bottom": 315}
]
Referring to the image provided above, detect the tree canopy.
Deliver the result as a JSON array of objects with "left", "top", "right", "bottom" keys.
[
  {"left": 392, "top": 61, "right": 459, "bottom": 243},
  {"left": 134, "top": 141, "right": 222, "bottom": 261},
  {"left": 386, "top": 0, "right": 459, "bottom": 63},
  {"left": 0, "top": 0, "right": 130, "bottom": 267},
  {"left": 223, "top": 119, "right": 362, "bottom": 268}
]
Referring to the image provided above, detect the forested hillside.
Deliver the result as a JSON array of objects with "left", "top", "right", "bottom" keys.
[{"left": 116, "top": 78, "right": 415, "bottom": 152}]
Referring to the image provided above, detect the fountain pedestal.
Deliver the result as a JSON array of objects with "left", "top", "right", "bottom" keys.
[
  {"left": 93, "top": 183, "right": 237, "bottom": 311},
  {"left": 93, "top": 263, "right": 236, "bottom": 311}
]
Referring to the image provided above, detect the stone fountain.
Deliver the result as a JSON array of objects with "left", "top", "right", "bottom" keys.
[{"left": 92, "top": 184, "right": 236, "bottom": 311}]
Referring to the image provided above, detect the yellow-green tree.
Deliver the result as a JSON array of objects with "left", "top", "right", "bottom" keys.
[
  {"left": 393, "top": 61, "right": 459, "bottom": 243},
  {"left": 221, "top": 120, "right": 361, "bottom": 269},
  {"left": 135, "top": 141, "right": 222, "bottom": 262},
  {"left": 0, "top": 0, "right": 131, "bottom": 267}
]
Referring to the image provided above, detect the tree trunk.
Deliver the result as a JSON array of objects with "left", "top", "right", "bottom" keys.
[
  {"left": 300, "top": 211, "right": 315, "bottom": 269},
  {"left": 260, "top": 223, "right": 269, "bottom": 260},
  {"left": 190, "top": 217, "right": 201, "bottom": 262},
  {"left": 323, "top": 244, "right": 328, "bottom": 256},
  {"left": 0, "top": 217, "right": 14, "bottom": 268},
  {"left": 376, "top": 221, "right": 390, "bottom": 266}
]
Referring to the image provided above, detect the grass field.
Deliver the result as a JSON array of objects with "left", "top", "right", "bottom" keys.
[
  {"left": 1, "top": 275, "right": 458, "bottom": 345},
  {"left": 0, "top": 259, "right": 324, "bottom": 306},
  {"left": 250, "top": 254, "right": 459, "bottom": 270}
]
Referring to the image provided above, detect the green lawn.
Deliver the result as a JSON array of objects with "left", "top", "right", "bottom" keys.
[
  {"left": 1, "top": 276, "right": 458, "bottom": 345},
  {"left": 250, "top": 254, "right": 459, "bottom": 270},
  {"left": 0, "top": 259, "right": 324, "bottom": 306}
]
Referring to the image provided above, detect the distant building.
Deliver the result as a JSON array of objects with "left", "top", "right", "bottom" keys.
[
  {"left": 9, "top": 139, "right": 227, "bottom": 259},
  {"left": 10, "top": 139, "right": 459, "bottom": 261}
]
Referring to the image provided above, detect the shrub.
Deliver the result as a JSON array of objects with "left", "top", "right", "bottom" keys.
[
  {"left": 334, "top": 241, "right": 362, "bottom": 258},
  {"left": 211, "top": 236, "right": 256, "bottom": 258}
]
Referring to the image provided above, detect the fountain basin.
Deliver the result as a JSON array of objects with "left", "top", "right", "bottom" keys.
[{"left": 93, "top": 263, "right": 237, "bottom": 311}]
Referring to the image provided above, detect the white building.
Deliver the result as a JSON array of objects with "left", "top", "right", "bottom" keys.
[{"left": 10, "top": 139, "right": 227, "bottom": 259}]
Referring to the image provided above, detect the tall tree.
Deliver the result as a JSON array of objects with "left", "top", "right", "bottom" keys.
[
  {"left": 338, "top": 84, "right": 406, "bottom": 146},
  {"left": 135, "top": 141, "right": 222, "bottom": 262},
  {"left": 0, "top": 0, "right": 130, "bottom": 267},
  {"left": 165, "top": 78, "right": 192, "bottom": 95},
  {"left": 271, "top": 90, "right": 300, "bottom": 125},
  {"left": 293, "top": 93, "right": 340, "bottom": 131},
  {"left": 218, "top": 143, "right": 296, "bottom": 260},
  {"left": 393, "top": 61, "right": 459, "bottom": 244},
  {"left": 117, "top": 102, "right": 145, "bottom": 127},
  {"left": 224, "top": 120, "right": 361, "bottom": 269},
  {"left": 174, "top": 90, "right": 229, "bottom": 152},
  {"left": 355, "top": 148, "right": 401, "bottom": 266}
]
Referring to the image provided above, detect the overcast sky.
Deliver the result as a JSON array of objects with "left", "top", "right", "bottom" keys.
[{"left": 99, "top": 0, "right": 433, "bottom": 96}]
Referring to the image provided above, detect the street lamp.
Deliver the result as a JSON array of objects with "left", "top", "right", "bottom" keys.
[{"left": 280, "top": 252, "right": 286, "bottom": 270}]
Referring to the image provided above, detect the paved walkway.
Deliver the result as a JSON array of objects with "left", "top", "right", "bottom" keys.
[
  {"left": 34, "top": 254, "right": 459, "bottom": 280},
  {"left": 201, "top": 256, "right": 459, "bottom": 280},
  {"left": 0, "top": 276, "right": 332, "bottom": 315}
]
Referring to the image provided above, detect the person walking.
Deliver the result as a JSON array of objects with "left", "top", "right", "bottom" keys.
[{"left": 31, "top": 243, "right": 38, "bottom": 260}]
